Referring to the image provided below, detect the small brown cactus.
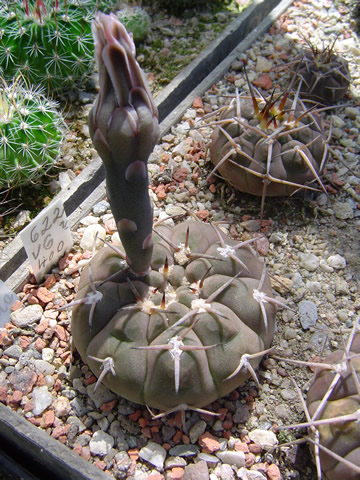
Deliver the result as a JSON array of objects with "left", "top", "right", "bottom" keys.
[
  {"left": 306, "top": 331, "right": 360, "bottom": 479},
  {"left": 294, "top": 38, "right": 351, "bottom": 104},
  {"left": 207, "top": 76, "right": 329, "bottom": 215}
]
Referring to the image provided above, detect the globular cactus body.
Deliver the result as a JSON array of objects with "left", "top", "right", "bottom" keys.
[
  {"left": 72, "top": 220, "right": 276, "bottom": 410},
  {"left": 117, "top": 6, "right": 150, "bottom": 44},
  {"left": 295, "top": 42, "right": 350, "bottom": 104},
  {"left": 0, "top": 0, "right": 94, "bottom": 95},
  {"left": 306, "top": 334, "right": 360, "bottom": 479},
  {"left": 70, "top": 13, "right": 277, "bottom": 413},
  {"left": 0, "top": 80, "right": 64, "bottom": 188},
  {"left": 209, "top": 87, "right": 328, "bottom": 211}
]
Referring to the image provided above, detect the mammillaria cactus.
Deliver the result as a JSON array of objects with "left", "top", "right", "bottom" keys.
[
  {"left": 0, "top": 78, "right": 64, "bottom": 188},
  {"left": 207, "top": 75, "right": 329, "bottom": 215},
  {"left": 306, "top": 331, "right": 360, "bottom": 479},
  {"left": 294, "top": 39, "right": 351, "bottom": 104},
  {"left": 0, "top": 0, "right": 94, "bottom": 95},
  {"left": 117, "top": 6, "right": 150, "bottom": 44},
  {"left": 70, "top": 13, "right": 279, "bottom": 413}
]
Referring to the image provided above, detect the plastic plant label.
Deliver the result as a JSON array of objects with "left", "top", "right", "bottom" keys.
[
  {"left": 0, "top": 280, "right": 18, "bottom": 328},
  {"left": 20, "top": 198, "right": 73, "bottom": 282}
]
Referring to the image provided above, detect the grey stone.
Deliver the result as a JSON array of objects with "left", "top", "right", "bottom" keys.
[
  {"left": 161, "top": 424, "right": 176, "bottom": 443},
  {"left": 3, "top": 345, "right": 22, "bottom": 359},
  {"left": 32, "top": 359, "right": 55, "bottom": 376},
  {"left": 184, "top": 460, "right": 209, "bottom": 479},
  {"left": 335, "top": 278, "right": 349, "bottom": 295},
  {"left": 67, "top": 416, "right": 87, "bottom": 433},
  {"left": 169, "top": 444, "right": 199, "bottom": 457},
  {"left": 298, "top": 300, "right": 318, "bottom": 330},
  {"left": 299, "top": 253, "right": 319, "bottom": 272},
  {"left": 93, "top": 200, "right": 110, "bottom": 216},
  {"left": 216, "top": 450, "right": 245, "bottom": 467},
  {"left": 248, "top": 429, "right": 278, "bottom": 450},
  {"left": 89, "top": 430, "right": 114, "bottom": 457},
  {"left": 218, "top": 463, "right": 235, "bottom": 480},
  {"left": 31, "top": 386, "right": 53, "bottom": 415},
  {"left": 70, "top": 397, "right": 90, "bottom": 417},
  {"left": 138, "top": 441, "right": 167, "bottom": 469},
  {"left": 86, "top": 383, "right": 116, "bottom": 408},
  {"left": 109, "top": 420, "right": 125, "bottom": 438},
  {"left": 333, "top": 201, "right": 353, "bottom": 220},
  {"left": 291, "top": 272, "right": 304, "bottom": 290},
  {"left": 233, "top": 405, "right": 250, "bottom": 424},
  {"left": 197, "top": 452, "right": 220, "bottom": 466},
  {"left": 10, "top": 305, "right": 43, "bottom": 328},
  {"left": 189, "top": 420, "right": 207, "bottom": 443}
]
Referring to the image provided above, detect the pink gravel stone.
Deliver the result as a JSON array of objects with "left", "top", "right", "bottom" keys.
[
  {"left": 267, "top": 463, "right": 281, "bottom": 480},
  {"left": 37, "top": 287, "right": 55, "bottom": 304},
  {"left": 198, "top": 432, "right": 220, "bottom": 453},
  {"left": 41, "top": 409, "right": 55, "bottom": 428},
  {"left": 171, "top": 467, "right": 184, "bottom": 480}
]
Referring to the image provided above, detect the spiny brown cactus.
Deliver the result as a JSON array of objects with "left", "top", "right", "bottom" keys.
[
  {"left": 206, "top": 73, "right": 330, "bottom": 215},
  {"left": 294, "top": 38, "right": 351, "bottom": 104},
  {"left": 71, "top": 219, "right": 278, "bottom": 411},
  {"left": 306, "top": 329, "right": 360, "bottom": 479},
  {"left": 68, "top": 13, "right": 280, "bottom": 414},
  {"left": 274, "top": 320, "right": 360, "bottom": 480}
]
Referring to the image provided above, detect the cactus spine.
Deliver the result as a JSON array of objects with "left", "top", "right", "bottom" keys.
[
  {"left": 0, "top": 0, "right": 94, "bottom": 95},
  {"left": 0, "top": 78, "right": 64, "bottom": 188}
]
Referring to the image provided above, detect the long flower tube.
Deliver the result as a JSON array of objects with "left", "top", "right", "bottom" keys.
[{"left": 89, "top": 13, "right": 159, "bottom": 275}]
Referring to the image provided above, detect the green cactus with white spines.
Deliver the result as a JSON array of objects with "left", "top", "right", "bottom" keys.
[
  {"left": 0, "top": 0, "right": 94, "bottom": 95},
  {"left": 67, "top": 13, "right": 280, "bottom": 414},
  {"left": 0, "top": 78, "right": 64, "bottom": 188},
  {"left": 117, "top": 6, "right": 150, "bottom": 44}
]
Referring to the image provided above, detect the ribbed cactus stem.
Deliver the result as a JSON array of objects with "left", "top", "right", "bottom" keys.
[{"left": 89, "top": 13, "right": 159, "bottom": 275}]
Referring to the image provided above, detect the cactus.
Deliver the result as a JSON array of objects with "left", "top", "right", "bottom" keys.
[
  {"left": 275, "top": 322, "right": 360, "bottom": 479},
  {"left": 0, "top": 0, "right": 94, "bottom": 96},
  {"left": 294, "top": 38, "right": 350, "bottom": 104},
  {"left": 306, "top": 331, "right": 360, "bottom": 479},
  {"left": 0, "top": 77, "right": 64, "bottom": 188},
  {"left": 69, "top": 13, "right": 279, "bottom": 413},
  {"left": 116, "top": 6, "right": 150, "bottom": 44},
  {"left": 206, "top": 72, "right": 330, "bottom": 215}
]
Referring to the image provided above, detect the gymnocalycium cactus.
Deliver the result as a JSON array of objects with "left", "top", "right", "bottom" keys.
[
  {"left": 0, "top": 78, "right": 64, "bottom": 188},
  {"left": 294, "top": 38, "right": 351, "bottom": 104},
  {"left": 306, "top": 331, "right": 360, "bottom": 479},
  {"left": 275, "top": 320, "right": 360, "bottom": 479},
  {"left": 70, "top": 13, "right": 279, "bottom": 413},
  {"left": 207, "top": 72, "right": 330, "bottom": 215},
  {"left": 0, "top": 0, "right": 94, "bottom": 95}
]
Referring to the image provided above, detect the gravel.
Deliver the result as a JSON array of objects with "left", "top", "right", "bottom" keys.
[{"left": 1, "top": 1, "right": 360, "bottom": 479}]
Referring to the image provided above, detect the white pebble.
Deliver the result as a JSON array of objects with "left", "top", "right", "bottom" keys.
[
  {"left": 299, "top": 253, "right": 319, "bottom": 272},
  {"left": 327, "top": 254, "right": 346, "bottom": 269},
  {"left": 80, "top": 224, "right": 106, "bottom": 251}
]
